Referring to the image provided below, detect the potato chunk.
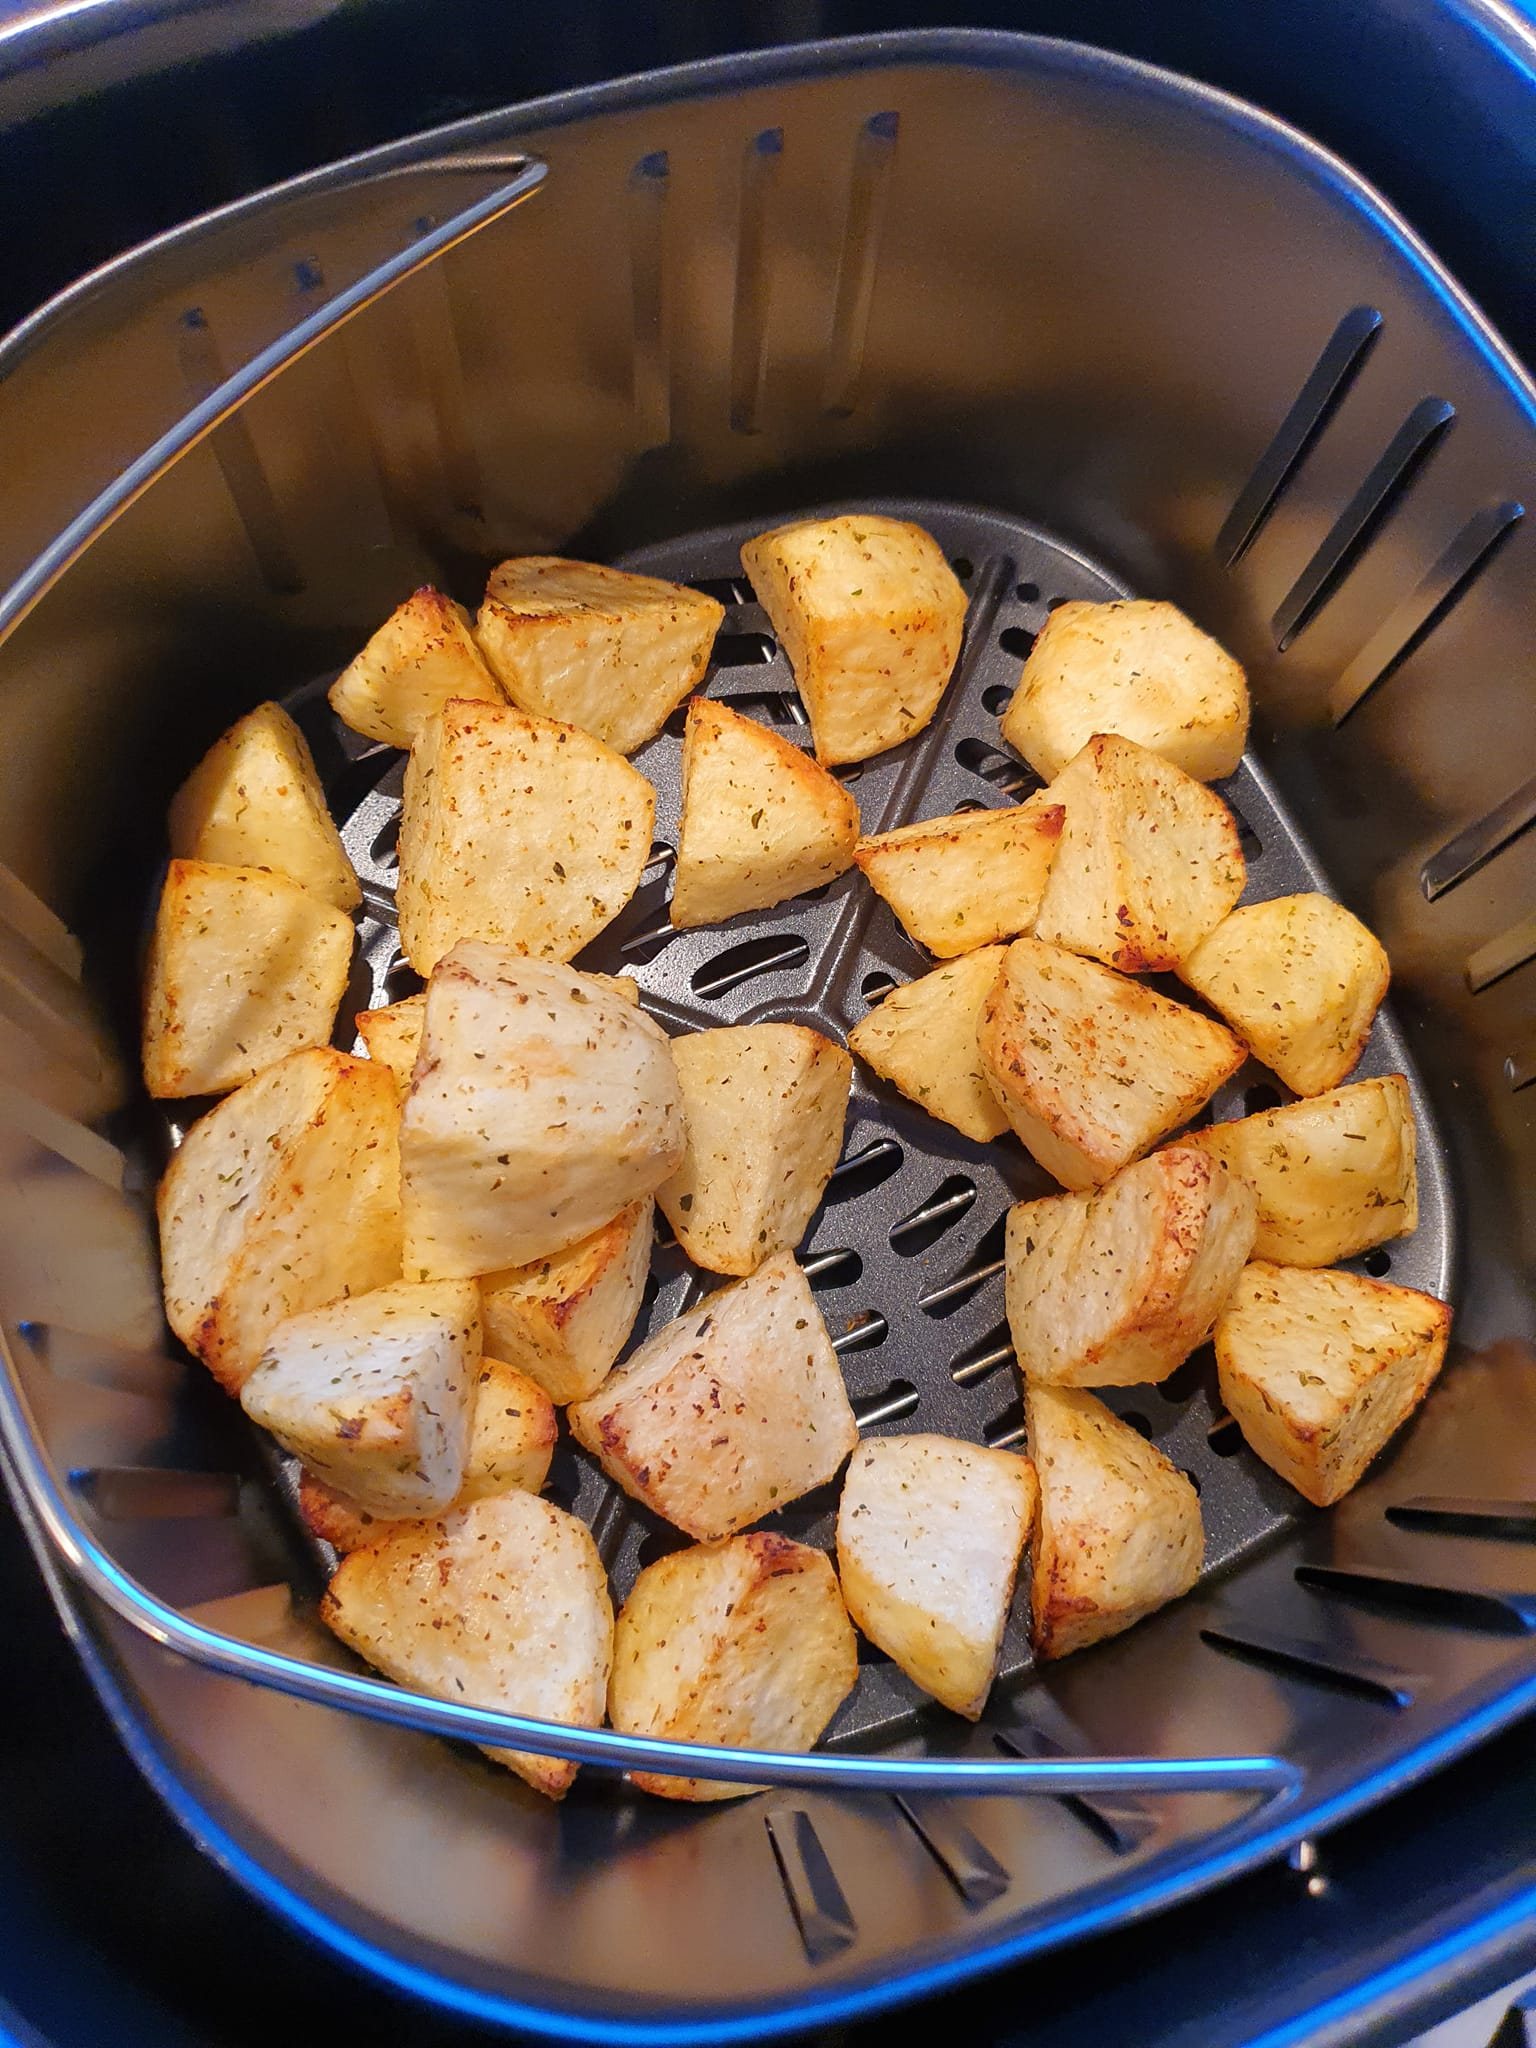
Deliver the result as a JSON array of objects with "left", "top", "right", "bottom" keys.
[
  {"left": 479, "top": 1199, "right": 652, "bottom": 1404},
  {"left": 328, "top": 587, "right": 503, "bottom": 749},
  {"left": 168, "top": 700, "right": 360, "bottom": 911},
  {"left": 355, "top": 992, "right": 426, "bottom": 1093},
  {"left": 401, "top": 944, "right": 683, "bottom": 1278},
  {"left": 979, "top": 938, "right": 1245, "bottom": 1189},
  {"left": 836, "top": 1436, "right": 1037, "bottom": 1717},
  {"left": 1179, "top": 893, "right": 1390, "bottom": 1097},
  {"left": 396, "top": 699, "right": 655, "bottom": 974},
  {"left": 568, "top": 1252, "right": 858, "bottom": 1539},
  {"left": 157, "top": 1047, "right": 402, "bottom": 1393},
  {"left": 1005, "top": 1147, "right": 1256, "bottom": 1388},
  {"left": 321, "top": 1491, "right": 613, "bottom": 1799},
  {"left": 1033, "top": 734, "right": 1245, "bottom": 970},
  {"left": 656, "top": 1024, "right": 852, "bottom": 1275},
  {"left": 1184, "top": 1075, "right": 1417, "bottom": 1266},
  {"left": 853, "top": 795, "right": 1064, "bottom": 958},
  {"left": 1215, "top": 1262, "right": 1450, "bottom": 1505},
  {"left": 848, "top": 946, "right": 1009, "bottom": 1142},
  {"left": 142, "top": 860, "right": 354, "bottom": 1098},
  {"left": 609, "top": 1532, "right": 857, "bottom": 1800},
  {"left": 741, "top": 514, "right": 967, "bottom": 765},
  {"left": 1026, "top": 1383, "right": 1203, "bottom": 1658},
  {"left": 1000, "top": 599, "right": 1249, "bottom": 782},
  {"left": 670, "top": 699, "right": 859, "bottom": 927},
  {"left": 241, "top": 1279, "right": 479, "bottom": 1517}
]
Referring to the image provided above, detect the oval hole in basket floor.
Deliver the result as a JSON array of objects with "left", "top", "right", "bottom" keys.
[
  {"left": 889, "top": 1173, "right": 977, "bottom": 1256},
  {"left": 803, "top": 1246, "right": 862, "bottom": 1291},
  {"left": 710, "top": 631, "right": 777, "bottom": 667},
  {"left": 824, "top": 1136, "right": 904, "bottom": 1204},
  {"left": 954, "top": 736, "right": 1033, "bottom": 795},
  {"left": 997, "top": 626, "right": 1034, "bottom": 660},
  {"left": 855, "top": 1376, "right": 918, "bottom": 1427},
  {"left": 982, "top": 683, "right": 1014, "bottom": 715},
  {"left": 690, "top": 932, "right": 809, "bottom": 999}
]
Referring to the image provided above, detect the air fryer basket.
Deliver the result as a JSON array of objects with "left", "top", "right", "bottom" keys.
[{"left": 0, "top": 27, "right": 1532, "bottom": 2040}]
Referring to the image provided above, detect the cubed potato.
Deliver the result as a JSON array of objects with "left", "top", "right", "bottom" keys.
[
  {"left": 401, "top": 943, "right": 683, "bottom": 1278},
  {"left": 157, "top": 1046, "right": 402, "bottom": 1393},
  {"left": 479, "top": 1199, "right": 653, "bottom": 1404},
  {"left": 168, "top": 700, "right": 360, "bottom": 911},
  {"left": 568, "top": 1252, "right": 858, "bottom": 1540},
  {"left": 1179, "top": 893, "right": 1391, "bottom": 1097},
  {"left": 321, "top": 1491, "right": 613, "bottom": 1799},
  {"left": 1215, "top": 1262, "right": 1450, "bottom": 1505},
  {"left": 142, "top": 860, "right": 354, "bottom": 1099},
  {"left": 475, "top": 556, "right": 723, "bottom": 756},
  {"left": 328, "top": 587, "right": 504, "bottom": 749},
  {"left": 1027, "top": 1382, "right": 1203, "bottom": 1658},
  {"left": 1005, "top": 1147, "right": 1257, "bottom": 1388},
  {"left": 355, "top": 992, "right": 426, "bottom": 1093},
  {"left": 1184, "top": 1075, "right": 1417, "bottom": 1266},
  {"left": 852, "top": 794, "right": 1065, "bottom": 958},
  {"left": 396, "top": 699, "right": 655, "bottom": 974},
  {"left": 847, "top": 946, "right": 1010, "bottom": 1142},
  {"left": 741, "top": 514, "right": 968, "bottom": 765},
  {"left": 1033, "top": 734, "right": 1246, "bottom": 970},
  {"left": 241, "top": 1279, "right": 479, "bottom": 1517},
  {"left": 656, "top": 1024, "right": 852, "bottom": 1275},
  {"left": 979, "top": 937, "right": 1245, "bottom": 1189},
  {"left": 836, "top": 1435, "right": 1037, "bottom": 1718},
  {"left": 609, "top": 1532, "right": 858, "bottom": 1800},
  {"left": 670, "top": 699, "right": 859, "bottom": 927},
  {"left": 1000, "top": 599, "right": 1249, "bottom": 783}
]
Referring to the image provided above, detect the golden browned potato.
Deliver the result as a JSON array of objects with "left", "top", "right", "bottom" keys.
[
  {"left": 847, "top": 946, "right": 1010, "bottom": 1142},
  {"left": 479, "top": 1199, "right": 653, "bottom": 1404},
  {"left": 609, "top": 1532, "right": 858, "bottom": 1800},
  {"left": 852, "top": 794, "right": 1064, "bottom": 958},
  {"left": 836, "top": 1435, "right": 1037, "bottom": 1717},
  {"left": 354, "top": 992, "right": 426, "bottom": 1093},
  {"left": 1215, "top": 1262, "right": 1450, "bottom": 1505},
  {"left": 741, "top": 514, "right": 968, "bottom": 765},
  {"left": 328, "top": 587, "right": 504, "bottom": 749}
]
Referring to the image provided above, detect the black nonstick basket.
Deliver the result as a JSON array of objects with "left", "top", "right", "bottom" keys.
[{"left": 0, "top": 28, "right": 1531, "bottom": 2042}]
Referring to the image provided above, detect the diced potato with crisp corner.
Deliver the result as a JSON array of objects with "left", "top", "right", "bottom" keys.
[
  {"left": 1034, "top": 734, "right": 1245, "bottom": 970},
  {"left": 568, "top": 1252, "right": 858, "bottom": 1540},
  {"left": 1005, "top": 1146, "right": 1257, "bottom": 1388},
  {"left": 670, "top": 699, "right": 859, "bottom": 927},
  {"left": 357, "top": 971, "right": 638, "bottom": 1097},
  {"left": 328, "top": 587, "right": 504, "bottom": 749},
  {"left": 479, "top": 1199, "right": 653, "bottom": 1404},
  {"left": 853, "top": 794, "right": 1065, "bottom": 957},
  {"left": 321, "top": 1491, "right": 613, "bottom": 1799},
  {"left": 836, "top": 1435, "right": 1037, "bottom": 1718},
  {"left": 979, "top": 937, "right": 1245, "bottom": 1189},
  {"left": 609, "top": 1532, "right": 858, "bottom": 1800},
  {"left": 741, "top": 514, "right": 968, "bottom": 765},
  {"left": 1179, "top": 893, "right": 1391, "bottom": 1097},
  {"left": 169, "top": 700, "right": 361, "bottom": 911},
  {"left": 475, "top": 556, "right": 723, "bottom": 756},
  {"left": 157, "top": 1047, "right": 402, "bottom": 1393},
  {"left": 1027, "top": 1382, "right": 1203, "bottom": 1658},
  {"left": 1000, "top": 599, "right": 1249, "bottom": 783},
  {"left": 396, "top": 699, "right": 655, "bottom": 974},
  {"left": 848, "top": 946, "right": 1010, "bottom": 1142},
  {"left": 657, "top": 1024, "right": 851, "bottom": 1275},
  {"left": 1215, "top": 1262, "right": 1450, "bottom": 1505}
]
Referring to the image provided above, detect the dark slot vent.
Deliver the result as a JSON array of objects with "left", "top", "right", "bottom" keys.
[
  {"left": 1116, "top": 1409, "right": 1154, "bottom": 1439},
  {"left": 70, "top": 1466, "right": 241, "bottom": 1520},
  {"left": 1245, "top": 1082, "right": 1284, "bottom": 1114},
  {"left": 889, "top": 1174, "right": 977, "bottom": 1256},
  {"left": 853, "top": 1376, "right": 918, "bottom": 1426},
  {"left": 618, "top": 908, "right": 679, "bottom": 965},
  {"left": 764, "top": 1810, "right": 857, "bottom": 1964},
  {"left": 824, "top": 1137, "right": 904, "bottom": 1203},
  {"left": 1422, "top": 775, "right": 1536, "bottom": 901},
  {"left": 644, "top": 840, "right": 675, "bottom": 879},
  {"left": 893, "top": 1798, "right": 1010, "bottom": 1906},
  {"left": 921, "top": 1213, "right": 1008, "bottom": 1318},
  {"left": 1296, "top": 1562, "right": 1536, "bottom": 1634},
  {"left": 834, "top": 1312, "right": 890, "bottom": 1358},
  {"left": 710, "top": 631, "right": 777, "bottom": 667},
  {"left": 823, "top": 110, "right": 899, "bottom": 418},
  {"left": 983, "top": 1396, "right": 1026, "bottom": 1449},
  {"left": 690, "top": 575, "right": 751, "bottom": 605},
  {"left": 1200, "top": 1624, "right": 1417, "bottom": 1708},
  {"left": 1229, "top": 805, "right": 1263, "bottom": 860},
  {"left": 1207, "top": 1415, "right": 1243, "bottom": 1456},
  {"left": 690, "top": 932, "right": 809, "bottom": 998},
  {"left": 1016, "top": 581, "right": 1040, "bottom": 603},
  {"left": 950, "top": 1324, "right": 1014, "bottom": 1385},
  {"left": 997, "top": 626, "right": 1034, "bottom": 660},
  {"left": 541, "top": 1445, "right": 583, "bottom": 1514},
  {"left": 1386, "top": 1497, "right": 1536, "bottom": 1539},
  {"left": 384, "top": 954, "right": 423, "bottom": 1001},
  {"left": 801, "top": 1246, "right": 862, "bottom": 1291},
  {"left": 712, "top": 688, "right": 801, "bottom": 724},
  {"left": 955, "top": 737, "right": 1033, "bottom": 795},
  {"left": 635, "top": 1523, "right": 691, "bottom": 1570},
  {"left": 861, "top": 969, "right": 897, "bottom": 1003},
  {"left": 981, "top": 683, "right": 1014, "bottom": 716},
  {"left": 369, "top": 810, "right": 401, "bottom": 870}
]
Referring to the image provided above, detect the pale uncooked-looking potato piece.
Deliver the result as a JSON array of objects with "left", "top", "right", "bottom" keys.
[
  {"left": 836, "top": 1435, "right": 1037, "bottom": 1717},
  {"left": 475, "top": 556, "right": 722, "bottom": 756},
  {"left": 741, "top": 514, "right": 968, "bottom": 765},
  {"left": 568, "top": 1252, "right": 858, "bottom": 1540},
  {"left": 396, "top": 699, "right": 655, "bottom": 974},
  {"left": 1034, "top": 734, "right": 1246, "bottom": 971},
  {"left": 401, "top": 943, "right": 683, "bottom": 1278},
  {"left": 321, "top": 1491, "right": 613, "bottom": 1799},
  {"left": 979, "top": 938, "right": 1245, "bottom": 1189},
  {"left": 479, "top": 1199, "right": 653, "bottom": 1404},
  {"left": 1179, "top": 893, "right": 1391, "bottom": 1097},
  {"left": 1005, "top": 1147, "right": 1256, "bottom": 1388},
  {"left": 356, "top": 971, "right": 638, "bottom": 1096},
  {"left": 1027, "top": 1382, "right": 1203, "bottom": 1659},
  {"left": 158, "top": 1047, "right": 402, "bottom": 1393},
  {"left": 142, "top": 859, "right": 354, "bottom": 1098},
  {"left": 241, "top": 1279, "right": 479, "bottom": 1517},
  {"left": 169, "top": 700, "right": 360, "bottom": 911},
  {"left": 848, "top": 946, "right": 1009, "bottom": 1142},
  {"left": 670, "top": 699, "right": 859, "bottom": 927},
  {"left": 1000, "top": 599, "right": 1249, "bottom": 783},
  {"left": 1215, "top": 1262, "right": 1450, "bottom": 1506},
  {"left": 853, "top": 794, "right": 1065, "bottom": 958},
  {"left": 656, "top": 1024, "right": 852, "bottom": 1276},
  {"left": 1184, "top": 1075, "right": 1417, "bottom": 1266},
  {"left": 328, "top": 587, "right": 504, "bottom": 749},
  {"left": 609, "top": 1532, "right": 858, "bottom": 1801}
]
